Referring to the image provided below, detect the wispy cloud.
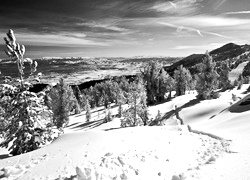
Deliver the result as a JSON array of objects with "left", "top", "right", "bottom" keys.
[
  {"left": 158, "top": 22, "right": 203, "bottom": 37},
  {"left": 167, "top": 15, "right": 250, "bottom": 28},
  {"left": 213, "top": 0, "right": 227, "bottom": 10},
  {"left": 169, "top": 2, "right": 177, "bottom": 9},
  {"left": 172, "top": 41, "right": 248, "bottom": 51},
  {"left": 150, "top": 0, "right": 203, "bottom": 15},
  {"left": 76, "top": 21, "right": 130, "bottom": 33},
  {"left": 15, "top": 33, "right": 110, "bottom": 47},
  {"left": 223, "top": 11, "right": 250, "bottom": 15},
  {"left": 158, "top": 21, "right": 233, "bottom": 39},
  {"left": 172, "top": 43, "right": 226, "bottom": 50}
]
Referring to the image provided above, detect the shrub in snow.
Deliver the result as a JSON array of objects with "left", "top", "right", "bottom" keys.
[
  {"left": 155, "top": 110, "right": 162, "bottom": 123},
  {"left": 211, "top": 91, "right": 220, "bottom": 99},
  {"left": 0, "top": 29, "right": 56, "bottom": 155},
  {"left": 232, "top": 93, "right": 237, "bottom": 101},
  {"left": 47, "top": 78, "right": 78, "bottom": 128}
]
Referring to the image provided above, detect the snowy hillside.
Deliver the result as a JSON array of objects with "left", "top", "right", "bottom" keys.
[{"left": 1, "top": 85, "right": 250, "bottom": 179}]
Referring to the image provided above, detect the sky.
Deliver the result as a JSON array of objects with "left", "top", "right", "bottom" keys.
[{"left": 1, "top": 0, "right": 250, "bottom": 58}]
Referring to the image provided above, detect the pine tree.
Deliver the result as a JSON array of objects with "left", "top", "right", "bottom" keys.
[
  {"left": 237, "top": 74, "right": 243, "bottom": 90},
  {"left": 155, "top": 110, "right": 162, "bottom": 124},
  {"left": 92, "top": 85, "right": 101, "bottom": 107},
  {"left": 167, "top": 76, "right": 175, "bottom": 99},
  {"left": 85, "top": 99, "right": 91, "bottom": 122},
  {"left": 74, "top": 85, "right": 84, "bottom": 111},
  {"left": 104, "top": 105, "right": 112, "bottom": 123},
  {"left": 157, "top": 69, "right": 174, "bottom": 102},
  {"left": 195, "top": 52, "right": 219, "bottom": 99},
  {"left": 81, "top": 93, "right": 88, "bottom": 111},
  {"left": 88, "top": 86, "right": 96, "bottom": 108},
  {"left": 174, "top": 65, "right": 192, "bottom": 96},
  {"left": 218, "top": 61, "right": 231, "bottom": 90},
  {"left": 117, "top": 88, "right": 125, "bottom": 118},
  {"left": 141, "top": 61, "right": 162, "bottom": 105},
  {"left": 48, "top": 78, "right": 77, "bottom": 128},
  {"left": 121, "top": 77, "right": 149, "bottom": 127},
  {"left": 0, "top": 29, "right": 55, "bottom": 155},
  {"left": 118, "top": 76, "right": 130, "bottom": 102}
]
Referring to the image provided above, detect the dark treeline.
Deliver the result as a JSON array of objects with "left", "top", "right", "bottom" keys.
[{"left": 29, "top": 75, "right": 137, "bottom": 93}]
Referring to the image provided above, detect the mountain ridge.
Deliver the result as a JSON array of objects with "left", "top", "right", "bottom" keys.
[{"left": 165, "top": 42, "right": 250, "bottom": 75}]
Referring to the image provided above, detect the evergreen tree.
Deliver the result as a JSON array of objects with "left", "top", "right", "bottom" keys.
[
  {"left": 121, "top": 77, "right": 149, "bottom": 127},
  {"left": 85, "top": 99, "right": 91, "bottom": 122},
  {"left": 0, "top": 29, "right": 55, "bottom": 155},
  {"left": 155, "top": 110, "right": 162, "bottom": 124},
  {"left": 195, "top": 52, "right": 219, "bottom": 99},
  {"left": 104, "top": 105, "right": 112, "bottom": 123},
  {"left": 141, "top": 61, "right": 162, "bottom": 104},
  {"left": 88, "top": 86, "right": 96, "bottom": 108},
  {"left": 48, "top": 78, "right": 77, "bottom": 128},
  {"left": 92, "top": 85, "right": 101, "bottom": 107},
  {"left": 218, "top": 61, "right": 231, "bottom": 90},
  {"left": 174, "top": 65, "right": 192, "bottom": 96},
  {"left": 117, "top": 89, "right": 126, "bottom": 118},
  {"left": 74, "top": 85, "right": 85, "bottom": 110},
  {"left": 157, "top": 69, "right": 174, "bottom": 102},
  {"left": 237, "top": 74, "right": 243, "bottom": 90},
  {"left": 81, "top": 93, "right": 88, "bottom": 111},
  {"left": 118, "top": 76, "right": 130, "bottom": 103},
  {"left": 167, "top": 76, "right": 175, "bottom": 99}
]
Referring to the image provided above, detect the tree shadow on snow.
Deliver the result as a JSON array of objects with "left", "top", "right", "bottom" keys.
[
  {"left": 149, "top": 98, "right": 201, "bottom": 126},
  {"left": 179, "top": 98, "right": 201, "bottom": 109},
  {"left": 229, "top": 97, "right": 250, "bottom": 113},
  {"left": 54, "top": 175, "right": 77, "bottom": 180},
  {"left": 68, "top": 119, "right": 105, "bottom": 130},
  {"left": 104, "top": 127, "right": 124, "bottom": 131},
  {"left": 0, "top": 154, "right": 12, "bottom": 160}
]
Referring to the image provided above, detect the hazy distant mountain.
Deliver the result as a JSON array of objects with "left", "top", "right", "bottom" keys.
[
  {"left": 165, "top": 43, "right": 250, "bottom": 75},
  {"left": 119, "top": 56, "right": 181, "bottom": 64}
]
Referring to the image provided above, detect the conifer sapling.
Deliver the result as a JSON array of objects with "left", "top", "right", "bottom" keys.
[{"left": 0, "top": 29, "right": 56, "bottom": 155}]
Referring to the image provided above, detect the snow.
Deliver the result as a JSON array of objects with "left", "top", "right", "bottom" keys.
[
  {"left": 229, "top": 61, "right": 248, "bottom": 82},
  {"left": 1, "top": 85, "right": 250, "bottom": 179}
]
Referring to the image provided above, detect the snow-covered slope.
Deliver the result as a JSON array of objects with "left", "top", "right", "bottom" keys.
[
  {"left": 229, "top": 61, "right": 249, "bottom": 82},
  {"left": 0, "top": 86, "right": 250, "bottom": 179}
]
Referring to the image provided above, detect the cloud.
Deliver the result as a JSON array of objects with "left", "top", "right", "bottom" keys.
[
  {"left": 150, "top": 0, "right": 203, "bottom": 15},
  {"left": 15, "top": 33, "right": 110, "bottom": 47},
  {"left": 223, "top": 11, "right": 250, "bottom": 15},
  {"left": 169, "top": 2, "right": 177, "bottom": 9},
  {"left": 213, "top": 0, "right": 227, "bottom": 10},
  {"left": 171, "top": 43, "right": 229, "bottom": 51},
  {"left": 159, "top": 22, "right": 203, "bottom": 37},
  {"left": 172, "top": 41, "right": 247, "bottom": 51},
  {"left": 76, "top": 21, "right": 130, "bottom": 33},
  {"left": 158, "top": 22, "right": 233, "bottom": 38},
  {"left": 173, "top": 15, "right": 250, "bottom": 28}
]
